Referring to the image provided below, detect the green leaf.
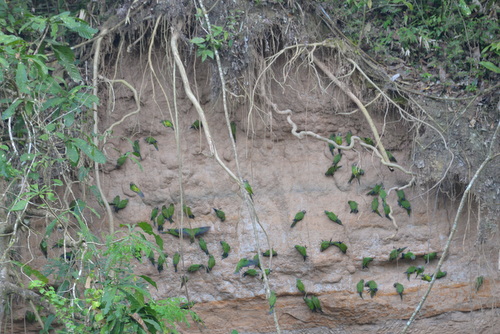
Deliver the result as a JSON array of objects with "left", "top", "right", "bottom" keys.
[
  {"left": 139, "top": 275, "right": 157, "bottom": 289},
  {"left": 479, "top": 61, "right": 500, "bottom": 74},
  {"left": 190, "top": 37, "right": 205, "bottom": 45},
  {"left": 154, "top": 235, "right": 164, "bottom": 250},
  {"left": 137, "top": 222, "right": 153, "bottom": 235},
  {"left": 65, "top": 142, "right": 79, "bottom": 164},
  {"left": 71, "top": 138, "right": 106, "bottom": 164},
  {"left": 12, "top": 262, "right": 49, "bottom": 284},
  {"left": 16, "top": 62, "right": 29, "bottom": 94},
  {"left": 2, "top": 99, "right": 22, "bottom": 120},
  {"left": 10, "top": 200, "right": 28, "bottom": 211},
  {"left": 458, "top": 0, "right": 471, "bottom": 16}
]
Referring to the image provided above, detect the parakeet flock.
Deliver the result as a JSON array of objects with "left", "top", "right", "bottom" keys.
[{"left": 52, "top": 124, "right": 455, "bottom": 318}]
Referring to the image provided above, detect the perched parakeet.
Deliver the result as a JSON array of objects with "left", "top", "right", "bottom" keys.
[
  {"left": 262, "top": 249, "right": 277, "bottom": 257},
  {"left": 161, "top": 120, "right": 174, "bottom": 129},
  {"left": 295, "top": 245, "right": 308, "bottom": 261},
  {"left": 423, "top": 252, "right": 437, "bottom": 263},
  {"left": 213, "top": 208, "right": 226, "bottom": 222},
  {"left": 183, "top": 205, "right": 195, "bottom": 219},
  {"left": 261, "top": 268, "right": 272, "bottom": 279},
  {"left": 394, "top": 282, "right": 404, "bottom": 300},
  {"left": 348, "top": 200, "right": 359, "bottom": 214},
  {"left": 157, "top": 213, "right": 165, "bottom": 232},
  {"left": 415, "top": 266, "right": 425, "bottom": 277},
  {"left": 242, "top": 179, "right": 253, "bottom": 199},
  {"left": 147, "top": 250, "right": 155, "bottom": 266},
  {"left": 252, "top": 253, "right": 261, "bottom": 269},
  {"left": 325, "top": 164, "right": 342, "bottom": 177},
  {"left": 206, "top": 254, "right": 216, "bottom": 273},
  {"left": 234, "top": 258, "right": 255, "bottom": 274},
  {"left": 400, "top": 199, "right": 412, "bottom": 216},
  {"left": 109, "top": 195, "right": 128, "bottom": 213},
  {"left": 187, "top": 264, "right": 205, "bottom": 273},
  {"left": 157, "top": 253, "right": 166, "bottom": 273},
  {"left": 296, "top": 279, "right": 306, "bottom": 294},
  {"left": 389, "top": 247, "right": 407, "bottom": 261},
  {"left": 386, "top": 151, "right": 397, "bottom": 163},
  {"left": 345, "top": 131, "right": 353, "bottom": 146},
  {"left": 365, "top": 280, "right": 378, "bottom": 298},
  {"left": 180, "top": 275, "right": 189, "bottom": 288},
  {"left": 220, "top": 241, "right": 231, "bottom": 259},
  {"left": 361, "top": 137, "right": 375, "bottom": 146},
  {"left": 311, "top": 295, "right": 323, "bottom": 313},
  {"left": 190, "top": 120, "right": 202, "bottom": 130},
  {"left": 52, "top": 239, "right": 65, "bottom": 249},
  {"left": 230, "top": 121, "right": 236, "bottom": 141},
  {"left": 475, "top": 276, "right": 484, "bottom": 292},
  {"left": 179, "top": 300, "right": 195, "bottom": 309},
  {"left": 268, "top": 290, "right": 277, "bottom": 313},
  {"left": 348, "top": 165, "right": 365, "bottom": 184},
  {"left": 404, "top": 266, "right": 417, "bottom": 280},
  {"left": 129, "top": 183, "right": 144, "bottom": 198},
  {"left": 303, "top": 296, "right": 315, "bottom": 312},
  {"left": 116, "top": 153, "right": 128, "bottom": 168},
  {"left": 173, "top": 252, "right": 180, "bottom": 272},
  {"left": 144, "top": 136, "right": 158, "bottom": 150},
  {"left": 332, "top": 153, "right": 342, "bottom": 166},
  {"left": 291, "top": 210, "right": 306, "bottom": 228},
  {"left": 362, "top": 257, "right": 374, "bottom": 269},
  {"left": 182, "top": 226, "right": 210, "bottom": 243},
  {"left": 379, "top": 188, "right": 387, "bottom": 200},
  {"left": 371, "top": 197, "right": 381, "bottom": 217},
  {"left": 328, "top": 134, "right": 337, "bottom": 155},
  {"left": 320, "top": 240, "right": 333, "bottom": 252},
  {"left": 150, "top": 207, "right": 159, "bottom": 222},
  {"left": 357, "top": 279, "right": 365, "bottom": 299},
  {"left": 367, "top": 184, "right": 383, "bottom": 196},
  {"left": 162, "top": 203, "right": 175, "bottom": 223},
  {"left": 383, "top": 200, "right": 391, "bottom": 219},
  {"left": 40, "top": 238, "right": 48, "bottom": 258},
  {"left": 243, "top": 269, "right": 259, "bottom": 277},
  {"left": 332, "top": 241, "right": 348, "bottom": 254},
  {"left": 396, "top": 189, "right": 406, "bottom": 202},
  {"left": 421, "top": 274, "right": 432, "bottom": 282},
  {"left": 199, "top": 237, "right": 209, "bottom": 255},
  {"left": 324, "top": 210, "right": 342, "bottom": 225},
  {"left": 436, "top": 270, "right": 447, "bottom": 279},
  {"left": 132, "top": 139, "right": 142, "bottom": 160},
  {"left": 401, "top": 251, "right": 416, "bottom": 260}
]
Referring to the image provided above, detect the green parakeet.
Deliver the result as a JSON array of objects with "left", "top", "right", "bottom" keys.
[
  {"left": 421, "top": 274, "right": 432, "bottom": 282},
  {"left": 180, "top": 275, "right": 189, "bottom": 288},
  {"left": 365, "top": 280, "right": 378, "bottom": 298},
  {"left": 220, "top": 241, "right": 231, "bottom": 259},
  {"left": 132, "top": 139, "right": 142, "bottom": 160},
  {"left": 325, "top": 164, "right": 342, "bottom": 177},
  {"left": 40, "top": 238, "right": 48, "bottom": 258},
  {"left": 179, "top": 300, "right": 196, "bottom": 309},
  {"left": 348, "top": 200, "right": 359, "bottom": 214},
  {"left": 243, "top": 269, "right": 259, "bottom": 277},
  {"left": 190, "top": 120, "right": 202, "bottom": 130},
  {"left": 262, "top": 249, "right": 277, "bottom": 257},
  {"left": 234, "top": 258, "right": 256, "bottom": 274},
  {"left": 295, "top": 245, "right": 308, "bottom": 261},
  {"left": 213, "top": 208, "right": 226, "bottom": 222},
  {"left": 162, "top": 203, "right": 175, "bottom": 223},
  {"left": 436, "top": 270, "right": 447, "bottom": 279},
  {"left": 129, "top": 183, "right": 144, "bottom": 198},
  {"left": 144, "top": 136, "right": 158, "bottom": 150},
  {"left": 116, "top": 153, "right": 128, "bottom": 168},
  {"left": 52, "top": 239, "right": 65, "bottom": 249},
  {"left": 423, "top": 252, "right": 437, "bottom": 263},
  {"left": 357, "top": 279, "right": 364, "bottom": 299},
  {"left": 371, "top": 197, "right": 381, "bottom": 217},
  {"left": 475, "top": 276, "right": 484, "bottom": 292},
  {"left": 345, "top": 130, "right": 352, "bottom": 146},
  {"left": 243, "top": 179, "right": 253, "bottom": 199},
  {"left": 183, "top": 205, "right": 195, "bottom": 219},
  {"left": 157, "top": 253, "right": 166, "bottom": 273},
  {"left": 332, "top": 153, "right": 342, "bottom": 166},
  {"left": 348, "top": 165, "right": 365, "bottom": 184},
  {"left": 320, "top": 240, "right": 333, "bottom": 252},
  {"left": 161, "top": 120, "right": 174, "bottom": 129},
  {"left": 362, "top": 257, "right": 374, "bottom": 269},
  {"left": 182, "top": 226, "right": 210, "bottom": 243},
  {"left": 187, "top": 264, "right": 205, "bottom": 273},
  {"left": 291, "top": 210, "right": 306, "bottom": 228},
  {"left": 386, "top": 151, "right": 397, "bottom": 163},
  {"left": 296, "top": 279, "right": 306, "bottom": 295},
  {"left": 332, "top": 241, "right": 348, "bottom": 254},
  {"left": 396, "top": 189, "right": 406, "bottom": 202},
  {"left": 400, "top": 199, "right": 412, "bottom": 216},
  {"left": 383, "top": 200, "right": 391, "bottom": 219},
  {"left": 415, "top": 266, "right": 425, "bottom": 277},
  {"left": 268, "top": 290, "right": 277, "bottom": 314},
  {"left": 199, "top": 237, "right": 209, "bottom": 255},
  {"left": 173, "top": 252, "right": 180, "bottom": 272},
  {"left": 303, "top": 296, "right": 315, "bottom": 312},
  {"left": 404, "top": 266, "right": 417, "bottom": 281},
  {"left": 311, "top": 295, "right": 323, "bottom": 313},
  {"left": 389, "top": 247, "right": 407, "bottom": 261},
  {"left": 394, "top": 282, "right": 404, "bottom": 300},
  {"left": 206, "top": 254, "right": 216, "bottom": 273},
  {"left": 324, "top": 210, "right": 342, "bottom": 225},
  {"left": 367, "top": 184, "right": 383, "bottom": 196},
  {"left": 401, "top": 251, "right": 416, "bottom": 260},
  {"left": 109, "top": 195, "right": 128, "bottom": 213},
  {"left": 150, "top": 206, "right": 159, "bottom": 222},
  {"left": 361, "top": 137, "right": 375, "bottom": 146},
  {"left": 156, "top": 213, "right": 165, "bottom": 232}
]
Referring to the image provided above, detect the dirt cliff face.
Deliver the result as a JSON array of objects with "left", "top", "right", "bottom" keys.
[{"left": 97, "top": 50, "right": 499, "bottom": 333}]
